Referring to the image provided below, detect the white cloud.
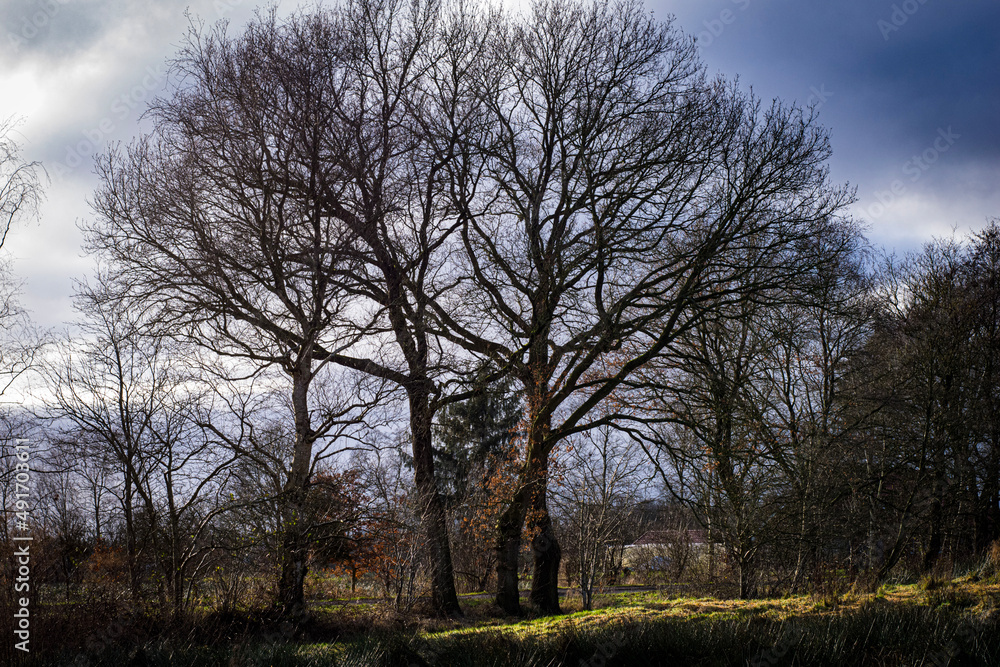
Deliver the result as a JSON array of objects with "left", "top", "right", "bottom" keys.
[
  {"left": 858, "top": 189, "right": 1000, "bottom": 254},
  {"left": 0, "top": 0, "right": 259, "bottom": 330}
]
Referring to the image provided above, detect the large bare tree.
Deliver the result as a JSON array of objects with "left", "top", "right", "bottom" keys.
[
  {"left": 84, "top": 26, "right": 377, "bottom": 611},
  {"left": 84, "top": 1, "right": 481, "bottom": 616},
  {"left": 274, "top": 0, "right": 485, "bottom": 616},
  {"left": 439, "top": 0, "right": 853, "bottom": 613},
  {"left": 207, "top": 0, "right": 503, "bottom": 616}
]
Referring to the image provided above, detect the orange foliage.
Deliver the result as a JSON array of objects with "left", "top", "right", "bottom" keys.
[{"left": 82, "top": 539, "right": 129, "bottom": 585}]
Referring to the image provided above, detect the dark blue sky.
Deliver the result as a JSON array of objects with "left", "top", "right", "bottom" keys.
[
  {"left": 661, "top": 0, "right": 1000, "bottom": 251},
  {"left": 0, "top": 0, "right": 998, "bottom": 328}
]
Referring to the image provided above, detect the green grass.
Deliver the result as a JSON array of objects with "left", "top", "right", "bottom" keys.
[{"left": 17, "top": 582, "right": 1000, "bottom": 666}]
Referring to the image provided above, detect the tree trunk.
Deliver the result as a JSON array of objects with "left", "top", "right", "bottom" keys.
[
  {"left": 977, "top": 488, "right": 1000, "bottom": 554},
  {"left": 922, "top": 498, "right": 945, "bottom": 574},
  {"left": 165, "top": 470, "right": 185, "bottom": 620},
  {"left": 278, "top": 355, "right": 315, "bottom": 616},
  {"left": 495, "top": 485, "right": 528, "bottom": 615},
  {"left": 173, "top": 566, "right": 185, "bottom": 620},
  {"left": 975, "top": 441, "right": 1000, "bottom": 553},
  {"left": 494, "top": 412, "right": 563, "bottom": 616},
  {"left": 170, "top": 523, "right": 184, "bottom": 619},
  {"left": 738, "top": 548, "right": 754, "bottom": 599},
  {"left": 791, "top": 495, "right": 809, "bottom": 592},
  {"left": 124, "top": 478, "right": 140, "bottom": 601},
  {"left": 522, "top": 390, "right": 562, "bottom": 614},
  {"left": 875, "top": 523, "right": 910, "bottom": 585},
  {"left": 528, "top": 478, "right": 561, "bottom": 614},
  {"left": 278, "top": 489, "right": 308, "bottom": 614},
  {"left": 580, "top": 558, "right": 593, "bottom": 611},
  {"left": 409, "top": 387, "right": 463, "bottom": 617},
  {"left": 922, "top": 472, "right": 946, "bottom": 574}
]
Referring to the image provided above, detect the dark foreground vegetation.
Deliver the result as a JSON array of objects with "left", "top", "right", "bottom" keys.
[{"left": 12, "top": 571, "right": 1000, "bottom": 666}]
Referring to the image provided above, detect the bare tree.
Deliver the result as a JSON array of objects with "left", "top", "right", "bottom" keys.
[
  {"left": 33, "top": 453, "right": 90, "bottom": 601},
  {"left": 0, "top": 123, "right": 44, "bottom": 572},
  {"left": 0, "top": 117, "right": 42, "bottom": 249},
  {"left": 42, "top": 291, "right": 167, "bottom": 599},
  {"left": 85, "top": 0, "right": 495, "bottom": 617},
  {"left": 0, "top": 117, "right": 44, "bottom": 395},
  {"left": 41, "top": 287, "right": 246, "bottom": 614},
  {"left": 639, "top": 299, "right": 781, "bottom": 598},
  {"left": 202, "top": 368, "right": 387, "bottom": 609},
  {"left": 963, "top": 222, "right": 1000, "bottom": 557},
  {"left": 282, "top": 0, "right": 487, "bottom": 616},
  {"left": 852, "top": 223, "right": 1000, "bottom": 581},
  {"left": 746, "top": 228, "right": 875, "bottom": 589},
  {"left": 620, "top": 216, "right": 871, "bottom": 598},
  {"left": 552, "top": 425, "right": 649, "bottom": 609},
  {"left": 83, "top": 8, "right": 386, "bottom": 610},
  {"left": 439, "top": 0, "right": 852, "bottom": 613}
]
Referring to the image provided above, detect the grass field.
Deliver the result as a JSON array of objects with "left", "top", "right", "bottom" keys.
[{"left": 22, "top": 577, "right": 1000, "bottom": 666}]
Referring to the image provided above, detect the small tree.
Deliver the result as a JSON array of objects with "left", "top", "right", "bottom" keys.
[
  {"left": 553, "top": 425, "right": 650, "bottom": 609},
  {"left": 42, "top": 289, "right": 246, "bottom": 616},
  {"left": 0, "top": 117, "right": 44, "bottom": 395},
  {"left": 434, "top": 371, "right": 522, "bottom": 592},
  {"left": 0, "top": 116, "right": 42, "bottom": 248},
  {"left": 354, "top": 451, "right": 424, "bottom": 610}
]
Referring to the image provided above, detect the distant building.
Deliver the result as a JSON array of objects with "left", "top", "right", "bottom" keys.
[
  {"left": 632, "top": 529, "right": 710, "bottom": 548},
  {"left": 622, "top": 528, "right": 717, "bottom": 573}
]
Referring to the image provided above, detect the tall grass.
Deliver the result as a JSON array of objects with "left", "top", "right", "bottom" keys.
[
  {"left": 18, "top": 597, "right": 999, "bottom": 666},
  {"left": 405, "top": 603, "right": 998, "bottom": 666}
]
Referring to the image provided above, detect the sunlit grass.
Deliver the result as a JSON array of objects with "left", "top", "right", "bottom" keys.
[
  {"left": 389, "top": 580, "right": 1000, "bottom": 665},
  {"left": 21, "top": 579, "right": 1000, "bottom": 666}
]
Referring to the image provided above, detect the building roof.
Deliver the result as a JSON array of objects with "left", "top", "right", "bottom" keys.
[{"left": 630, "top": 529, "right": 710, "bottom": 546}]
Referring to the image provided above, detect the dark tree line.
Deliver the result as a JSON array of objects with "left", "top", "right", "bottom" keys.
[
  {"left": 620, "top": 221, "right": 1000, "bottom": 597},
  {"left": 854, "top": 225, "right": 1000, "bottom": 582}
]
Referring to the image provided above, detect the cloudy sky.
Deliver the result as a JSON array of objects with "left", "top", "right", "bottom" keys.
[{"left": 1, "top": 0, "right": 998, "bottom": 330}]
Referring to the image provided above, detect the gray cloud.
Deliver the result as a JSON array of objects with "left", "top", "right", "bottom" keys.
[
  {"left": 2, "top": 0, "right": 106, "bottom": 63},
  {"left": 2, "top": 0, "right": 257, "bottom": 330},
  {"left": 0, "top": 0, "right": 186, "bottom": 65},
  {"left": 2, "top": 0, "right": 999, "bottom": 331},
  {"left": 658, "top": 0, "right": 1000, "bottom": 251}
]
